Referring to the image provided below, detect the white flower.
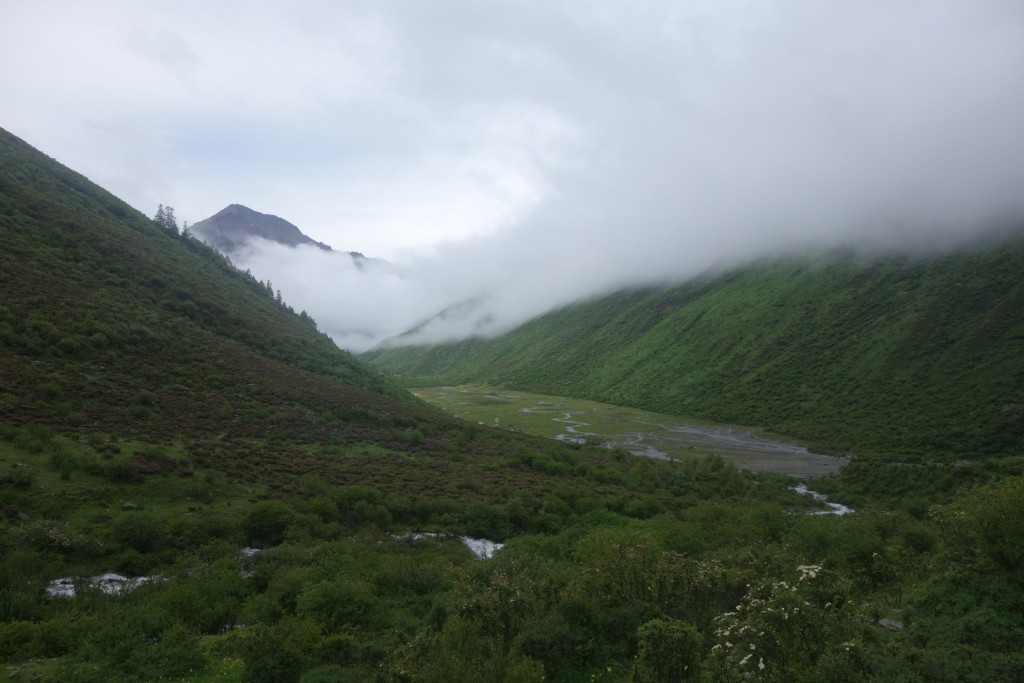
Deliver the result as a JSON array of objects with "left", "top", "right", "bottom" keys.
[{"left": 758, "top": 657, "right": 765, "bottom": 671}]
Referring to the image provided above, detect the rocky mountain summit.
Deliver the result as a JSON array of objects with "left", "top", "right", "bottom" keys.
[{"left": 190, "top": 204, "right": 333, "bottom": 254}]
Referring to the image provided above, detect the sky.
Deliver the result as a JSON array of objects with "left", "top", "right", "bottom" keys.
[{"left": 3, "top": 1, "right": 1024, "bottom": 351}]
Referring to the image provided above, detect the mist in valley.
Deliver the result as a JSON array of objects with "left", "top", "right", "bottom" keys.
[{"left": 4, "top": 2, "right": 1024, "bottom": 351}]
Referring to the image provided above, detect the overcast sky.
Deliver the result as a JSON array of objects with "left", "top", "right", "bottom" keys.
[{"left": 3, "top": 1, "right": 1024, "bottom": 351}]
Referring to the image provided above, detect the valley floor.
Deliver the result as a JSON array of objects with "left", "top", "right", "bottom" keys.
[{"left": 412, "top": 384, "right": 847, "bottom": 478}]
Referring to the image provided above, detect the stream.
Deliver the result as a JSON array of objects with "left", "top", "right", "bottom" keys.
[
  {"left": 47, "top": 535, "right": 505, "bottom": 598},
  {"left": 791, "top": 483, "right": 855, "bottom": 516},
  {"left": 546, "top": 408, "right": 845, "bottom": 477},
  {"left": 391, "top": 532, "right": 503, "bottom": 558}
]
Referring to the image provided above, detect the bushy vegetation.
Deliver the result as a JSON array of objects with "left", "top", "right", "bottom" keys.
[
  {"left": 4, "top": 423, "right": 1021, "bottom": 681},
  {"left": 2, "top": 126, "right": 1023, "bottom": 680}
]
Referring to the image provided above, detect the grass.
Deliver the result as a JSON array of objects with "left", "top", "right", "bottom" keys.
[{"left": 413, "top": 384, "right": 845, "bottom": 477}]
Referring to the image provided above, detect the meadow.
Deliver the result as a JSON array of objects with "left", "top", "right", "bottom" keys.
[{"left": 412, "top": 384, "right": 846, "bottom": 477}]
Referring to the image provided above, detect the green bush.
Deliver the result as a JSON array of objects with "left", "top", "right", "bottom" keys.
[
  {"left": 37, "top": 382, "right": 62, "bottom": 400},
  {"left": 334, "top": 487, "right": 391, "bottom": 528},
  {"left": 244, "top": 501, "right": 296, "bottom": 547},
  {"left": 0, "top": 621, "right": 39, "bottom": 661},
  {"left": 635, "top": 617, "right": 703, "bottom": 682},
  {"left": 100, "top": 460, "right": 142, "bottom": 482},
  {"left": 111, "top": 511, "right": 169, "bottom": 554},
  {"left": 296, "top": 578, "right": 376, "bottom": 631},
  {"left": 56, "top": 336, "right": 80, "bottom": 355},
  {"left": 241, "top": 621, "right": 314, "bottom": 683},
  {"left": 133, "top": 390, "right": 157, "bottom": 407},
  {"left": 937, "top": 475, "right": 1024, "bottom": 572},
  {"left": 156, "top": 561, "right": 247, "bottom": 634}
]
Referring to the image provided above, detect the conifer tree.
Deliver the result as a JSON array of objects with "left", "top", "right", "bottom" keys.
[
  {"left": 164, "top": 206, "right": 178, "bottom": 233},
  {"left": 153, "top": 204, "right": 179, "bottom": 233}
]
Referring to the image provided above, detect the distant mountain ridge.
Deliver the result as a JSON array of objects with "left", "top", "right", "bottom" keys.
[{"left": 190, "top": 203, "right": 373, "bottom": 266}]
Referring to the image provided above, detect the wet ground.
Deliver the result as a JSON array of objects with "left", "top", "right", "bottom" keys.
[{"left": 413, "top": 385, "right": 846, "bottom": 478}]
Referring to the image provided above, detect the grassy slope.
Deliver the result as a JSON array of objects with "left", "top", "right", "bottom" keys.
[
  {"left": 364, "top": 244, "right": 1024, "bottom": 461},
  {"left": 0, "top": 124, "right": 746, "bottom": 525},
  {"left": 0, "top": 128, "right": 489, "bottom": 472},
  {"left": 0, "top": 127, "right": 631, "bottom": 505}
]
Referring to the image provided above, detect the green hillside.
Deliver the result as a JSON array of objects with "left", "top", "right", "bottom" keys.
[
  {"left": 1, "top": 125, "right": 735, "bottom": 530},
  {"left": 3, "top": 127, "right": 1023, "bottom": 682},
  {"left": 364, "top": 244, "right": 1024, "bottom": 462}
]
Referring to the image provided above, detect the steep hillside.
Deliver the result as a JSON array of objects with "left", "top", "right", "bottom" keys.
[
  {"left": 1, "top": 126, "right": 676, "bottom": 503},
  {"left": 365, "top": 243, "right": 1024, "bottom": 461},
  {"left": 0, "top": 130, "right": 433, "bottom": 451}
]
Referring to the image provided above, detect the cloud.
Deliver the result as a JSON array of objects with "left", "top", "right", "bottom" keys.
[
  {"left": 232, "top": 239, "right": 491, "bottom": 352},
  {"left": 3, "top": 1, "right": 1024, "bottom": 350}
]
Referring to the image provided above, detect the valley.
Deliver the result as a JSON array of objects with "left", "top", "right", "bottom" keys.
[
  {"left": 413, "top": 384, "right": 845, "bottom": 477},
  {"left": 366, "top": 243, "right": 1024, "bottom": 463},
  {"left": 2, "top": 125, "right": 1023, "bottom": 682}
]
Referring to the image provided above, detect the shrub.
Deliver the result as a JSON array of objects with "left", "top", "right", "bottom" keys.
[
  {"left": 936, "top": 474, "right": 1024, "bottom": 572},
  {"left": 133, "top": 390, "right": 157, "bottom": 407},
  {"left": 15, "top": 519, "right": 75, "bottom": 554},
  {"left": 334, "top": 487, "right": 390, "bottom": 528},
  {"left": 101, "top": 460, "right": 142, "bottom": 483},
  {"left": 111, "top": 511, "right": 169, "bottom": 553},
  {"left": 707, "top": 564, "right": 863, "bottom": 681},
  {"left": 37, "top": 382, "right": 61, "bottom": 400},
  {"left": 56, "top": 337, "right": 80, "bottom": 355},
  {"left": 244, "top": 501, "right": 296, "bottom": 547},
  {"left": 241, "top": 621, "right": 313, "bottom": 683},
  {"left": 296, "top": 578, "right": 376, "bottom": 631},
  {"left": 635, "top": 618, "right": 703, "bottom": 682}
]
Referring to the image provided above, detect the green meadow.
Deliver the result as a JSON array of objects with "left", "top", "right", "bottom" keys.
[{"left": 413, "top": 385, "right": 845, "bottom": 477}]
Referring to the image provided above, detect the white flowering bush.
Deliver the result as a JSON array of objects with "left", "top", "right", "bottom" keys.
[
  {"left": 707, "top": 564, "right": 867, "bottom": 682},
  {"left": 14, "top": 518, "right": 103, "bottom": 556}
]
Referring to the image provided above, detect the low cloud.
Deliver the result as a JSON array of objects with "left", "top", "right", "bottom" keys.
[{"left": 4, "top": 2, "right": 1024, "bottom": 351}]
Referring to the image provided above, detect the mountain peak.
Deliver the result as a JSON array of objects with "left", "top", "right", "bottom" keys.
[{"left": 191, "top": 204, "right": 333, "bottom": 254}]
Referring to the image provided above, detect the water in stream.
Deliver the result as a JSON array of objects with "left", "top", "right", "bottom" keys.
[{"left": 417, "top": 385, "right": 848, "bottom": 478}]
